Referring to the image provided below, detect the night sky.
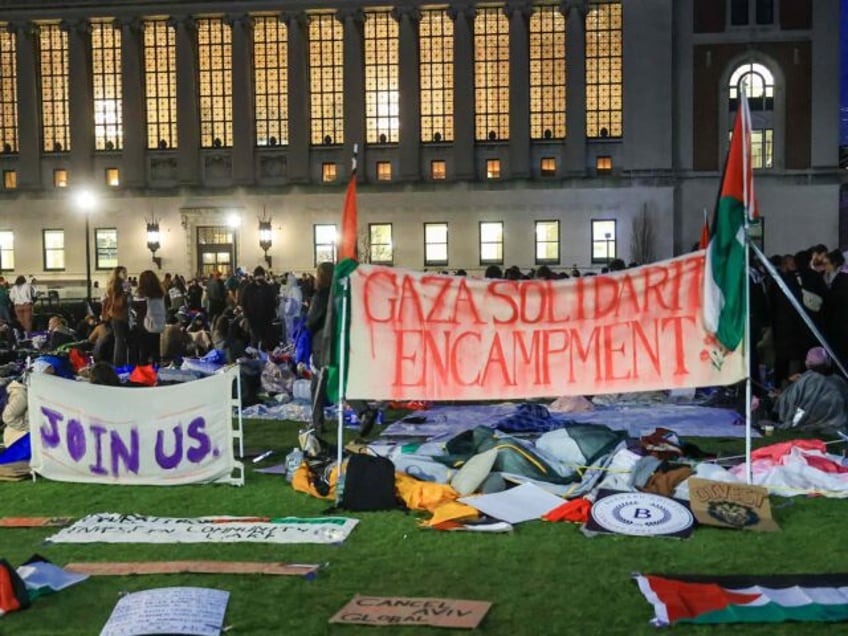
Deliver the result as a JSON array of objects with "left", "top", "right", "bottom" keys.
[{"left": 842, "top": 0, "right": 847, "bottom": 144}]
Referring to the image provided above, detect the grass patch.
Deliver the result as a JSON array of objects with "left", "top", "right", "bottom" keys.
[{"left": 2, "top": 419, "right": 846, "bottom": 635}]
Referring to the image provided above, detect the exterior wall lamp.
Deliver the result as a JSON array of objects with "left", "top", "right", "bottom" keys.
[
  {"left": 146, "top": 220, "right": 162, "bottom": 269},
  {"left": 259, "top": 217, "right": 272, "bottom": 269}
]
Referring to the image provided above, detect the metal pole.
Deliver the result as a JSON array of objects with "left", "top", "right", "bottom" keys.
[
  {"left": 740, "top": 87, "right": 753, "bottom": 485},
  {"left": 85, "top": 212, "right": 92, "bottom": 308},
  {"left": 335, "top": 275, "right": 349, "bottom": 507}
]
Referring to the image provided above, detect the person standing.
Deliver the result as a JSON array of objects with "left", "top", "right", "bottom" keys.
[
  {"left": 206, "top": 271, "right": 227, "bottom": 324},
  {"left": 102, "top": 266, "right": 130, "bottom": 366},
  {"left": 137, "top": 269, "right": 167, "bottom": 365},
  {"left": 822, "top": 250, "right": 848, "bottom": 371},
  {"left": 9, "top": 275, "right": 35, "bottom": 334},
  {"left": 0, "top": 276, "right": 11, "bottom": 323},
  {"left": 240, "top": 266, "right": 278, "bottom": 350},
  {"left": 306, "top": 262, "right": 335, "bottom": 432}
]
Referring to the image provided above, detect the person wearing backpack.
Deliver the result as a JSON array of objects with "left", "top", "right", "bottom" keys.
[{"left": 137, "top": 270, "right": 167, "bottom": 365}]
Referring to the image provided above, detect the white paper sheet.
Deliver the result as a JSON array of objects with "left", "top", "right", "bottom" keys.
[
  {"left": 458, "top": 482, "right": 563, "bottom": 524},
  {"left": 100, "top": 587, "right": 229, "bottom": 636}
]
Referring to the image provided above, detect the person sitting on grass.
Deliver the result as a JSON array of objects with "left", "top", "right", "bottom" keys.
[
  {"left": 773, "top": 347, "right": 848, "bottom": 435},
  {"left": 88, "top": 361, "right": 121, "bottom": 386},
  {"left": 1, "top": 359, "right": 55, "bottom": 447},
  {"left": 46, "top": 315, "right": 77, "bottom": 350}
]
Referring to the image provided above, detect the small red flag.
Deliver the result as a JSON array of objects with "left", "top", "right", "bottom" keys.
[
  {"left": 338, "top": 173, "right": 357, "bottom": 261},
  {"left": 699, "top": 210, "right": 710, "bottom": 250}
]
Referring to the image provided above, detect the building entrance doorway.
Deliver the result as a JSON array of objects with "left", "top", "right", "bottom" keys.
[{"left": 196, "top": 226, "right": 236, "bottom": 276}]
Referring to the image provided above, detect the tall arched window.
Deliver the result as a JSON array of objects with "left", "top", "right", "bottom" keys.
[{"left": 728, "top": 62, "right": 774, "bottom": 169}]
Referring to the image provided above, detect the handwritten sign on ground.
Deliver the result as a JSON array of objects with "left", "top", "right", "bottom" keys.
[
  {"left": 29, "top": 369, "right": 242, "bottom": 486},
  {"left": 100, "top": 587, "right": 228, "bottom": 636},
  {"left": 65, "top": 561, "right": 320, "bottom": 578},
  {"left": 47, "top": 513, "right": 358, "bottom": 545},
  {"left": 346, "top": 253, "right": 745, "bottom": 400},
  {"left": 688, "top": 477, "right": 780, "bottom": 532},
  {"left": 330, "top": 596, "right": 492, "bottom": 629}
]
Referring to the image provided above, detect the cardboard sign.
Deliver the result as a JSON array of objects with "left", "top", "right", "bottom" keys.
[
  {"left": 330, "top": 595, "right": 491, "bottom": 629},
  {"left": 346, "top": 253, "right": 746, "bottom": 401},
  {"left": 0, "top": 516, "right": 73, "bottom": 527},
  {"left": 65, "top": 561, "right": 320, "bottom": 578},
  {"left": 688, "top": 477, "right": 780, "bottom": 532}
]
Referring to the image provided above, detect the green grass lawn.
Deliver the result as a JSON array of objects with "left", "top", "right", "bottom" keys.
[{"left": 2, "top": 419, "right": 846, "bottom": 635}]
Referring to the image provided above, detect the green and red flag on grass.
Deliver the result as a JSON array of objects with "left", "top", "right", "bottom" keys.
[
  {"left": 634, "top": 573, "right": 848, "bottom": 627},
  {"left": 702, "top": 88, "right": 758, "bottom": 352}
]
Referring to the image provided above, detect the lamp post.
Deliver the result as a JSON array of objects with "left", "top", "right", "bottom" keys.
[
  {"left": 73, "top": 189, "right": 99, "bottom": 307},
  {"left": 259, "top": 218, "right": 272, "bottom": 269},
  {"left": 146, "top": 220, "right": 162, "bottom": 269}
]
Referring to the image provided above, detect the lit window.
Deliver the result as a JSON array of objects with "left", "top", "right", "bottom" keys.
[
  {"left": 39, "top": 24, "right": 70, "bottom": 152},
  {"left": 585, "top": 1, "right": 623, "bottom": 138},
  {"left": 143, "top": 19, "right": 177, "bottom": 149},
  {"left": 3, "top": 170, "right": 16, "bottom": 189},
  {"left": 474, "top": 8, "right": 509, "bottom": 141},
  {"left": 376, "top": 161, "right": 392, "bottom": 181},
  {"left": 91, "top": 22, "right": 122, "bottom": 151},
  {"left": 309, "top": 14, "right": 344, "bottom": 145},
  {"left": 420, "top": 9, "right": 454, "bottom": 143},
  {"left": 480, "top": 221, "right": 504, "bottom": 265},
  {"left": 322, "top": 162, "right": 337, "bottom": 182},
  {"left": 424, "top": 222, "right": 448, "bottom": 266},
  {"left": 535, "top": 220, "right": 560, "bottom": 265},
  {"left": 486, "top": 159, "right": 501, "bottom": 179},
  {"left": 43, "top": 229, "right": 65, "bottom": 270},
  {"left": 254, "top": 16, "right": 288, "bottom": 147},
  {"left": 430, "top": 160, "right": 446, "bottom": 180},
  {"left": 591, "top": 219, "right": 616, "bottom": 264},
  {"left": 728, "top": 62, "right": 775, "bottom": 169},
  {"left": 53, "top": 169, "right": 68, "bottom": 188},
  {"left": 0, "top": 29, "right": 18, "bottom": 153},
  {"left": 530, "top": 6, "right": 566, "bottom": 140},
  {"left": 105, "top": 168, "right": 120, "bottom": 187},
  {"left": 540, "top": 157, "right": 556, "bottom": 176},
  {"left": 369, "top": 223, "right": 393, "bottom": 264},
  {"left": 0, "top": 230, "right": 13, "bottom": 270},
  {"left": 314, "top": 223, "right": 337, "bottom": 265},
  {"left": 95, "top": 228, "right": 118, "bottom": 270},
  {"left": 365, "top": 11, "right": 399, "bottom": 144},
  {"left": 596, "top": 155, "right": 612, "bottom": 173},
  {"left": 197, "top": 18, "right": 233, "bottom": 148}
]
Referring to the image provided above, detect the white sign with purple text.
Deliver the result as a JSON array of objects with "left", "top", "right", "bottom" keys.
[{"left": 29, "top": 369, "right": 243, "bottom": 486}]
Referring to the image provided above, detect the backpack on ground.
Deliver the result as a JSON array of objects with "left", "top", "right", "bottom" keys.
[{"left": 339, "top": 453, "right": 402, "bottom": 512}]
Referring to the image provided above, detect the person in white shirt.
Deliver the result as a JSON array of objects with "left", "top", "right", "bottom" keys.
[{"left": 9, "top": 275, "right": 36, "bottom": 334}]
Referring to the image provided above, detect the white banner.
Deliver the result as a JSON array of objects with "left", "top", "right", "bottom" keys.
[
  {"left": 47, "top": 513, "right": 359, "bottom": 545},
  {"left": 29, "top": 369, "right": 242, "bottom": 486}
]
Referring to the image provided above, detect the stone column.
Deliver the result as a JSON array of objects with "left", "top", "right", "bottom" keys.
[
  {"left": 563, "top": 1, "right": 587, "bottom": 175},
  {"left": 61, "top": 18, "right": 94, "bottom": 181},
  {"left": 229, "top": 14, "right": 255, "bottom": 185},
  {"left": 506, "top": 1, "right": 532, "bottom": 179},
  {"left": 283, "top": 12, "right": 310, "bottom": 184},
  {"left": 393, "top": 6, "right": 421, "bottom": 181},
  {"left": 449, "top": 5, "right": 475, "bottom": 180},
  {"left": 338, "top": 8, "right": 365, "bottom": 179},
  {"left": 9, "top": 23, "right": 41, "bottom": 189},
  {"left": 116, "top": 17, "right": 145, "bottom": 188},
  {"left": 169, "top": 16, "right": 199, "bottom": 184}
]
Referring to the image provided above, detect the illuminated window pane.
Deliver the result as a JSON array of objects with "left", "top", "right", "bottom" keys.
[
  {"left": 322, "top": 162, "right": 337, "bottom": 182},
  {"left": 254, "top": 16, "right": 288, "bottom": 146},
  {"left": 540, "top": 157, "right": 556, "bottom": 176},
  {"left": 91, "top": 22, "right": 122, "bottom": 151},
  {"left": 143, "top": 20, "right": 177, "bottom": 149},
  {"left": 0, "top": 230, "right": 14, "bottom": 270},
  {"left": 480, "top": 221, "right": 503, "bottom": 265},
  {"left": 591, "top": 219, "right": 616, "bottom": 264},
  {"left": 474, "top": 8, "right": 509, "bottom": 141},
  {"left": 0, "top": 29, "right": 18, "bottom": 153},
  {"left": 43, "top": 229, "right": 65, "bottom": 270},
  {"left": 314, "top": 223, "right": 337, "bottom": 265},
  {"left": 596, "top": 155, "right": 612, "bottom": 173},
  {"left": 486, "top": 159, "right": 500, "bottom": 179},
  {"left": 376, "top": 161, "right": 392, "bottom": 181},
  {"left": 535, "top": 220, "right": 560, "bottom": 264},
  {"left": 424, "top": 222, "right": 448, "bottom": 266},
  {"left": 309, "top": 14, "right": 343, "bottom": 145},
  {"left": 39, "top": 25, "right": 70, "bottom": 152},
  {"left": 53, "top": 168, "right": 68, "bottom": 187},
  {"left": 197, "top": 18, "right": 232, "bottom": 148},
  {"left": 585, "top": 2, "right": 622, "bottom": 138},
  {"left": 728, "top": 62, "right": 774, "bottom": 169},
  {"left": 530, "top": 6, "right": 566, "bottom": 139},
  {"left": 430, "top": 159, "right": 446, "bottom": 180},
  {"left": 105, "top": 167, "right": 120, "bottom": 186},
  {"left": 420, "top": 10, "right": 454, "bottom": 143},
  {"left": 364, "top": 11, "right": 399, "bottom": 144},
  {"left": 95, "top": 228, "right": 118, "bottom": 270},
  {"left": 369, "top": 223, "right": 393, "bottom": 264},
  {"left": 3, "top": 170, "right": 16, "bottom": 189}
]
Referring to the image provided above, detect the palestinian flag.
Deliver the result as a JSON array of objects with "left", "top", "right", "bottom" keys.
[
  {"left": 634, "top": 573, "right": 848, "bottom": 626},
  {"left": 0, "top": 559, "right": 30, "bottom": 617},
  {"left": 702, "top": 88, "right": 756, "bottom": 352}
]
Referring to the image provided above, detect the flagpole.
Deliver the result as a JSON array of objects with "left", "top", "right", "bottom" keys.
[{"left": 740, "top": 88, "right": 753, "bottom": 485}]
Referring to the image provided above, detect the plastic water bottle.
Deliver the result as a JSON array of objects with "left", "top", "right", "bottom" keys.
[{"left": 284, "top": 448, "right": 303, "bottom": 482}]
